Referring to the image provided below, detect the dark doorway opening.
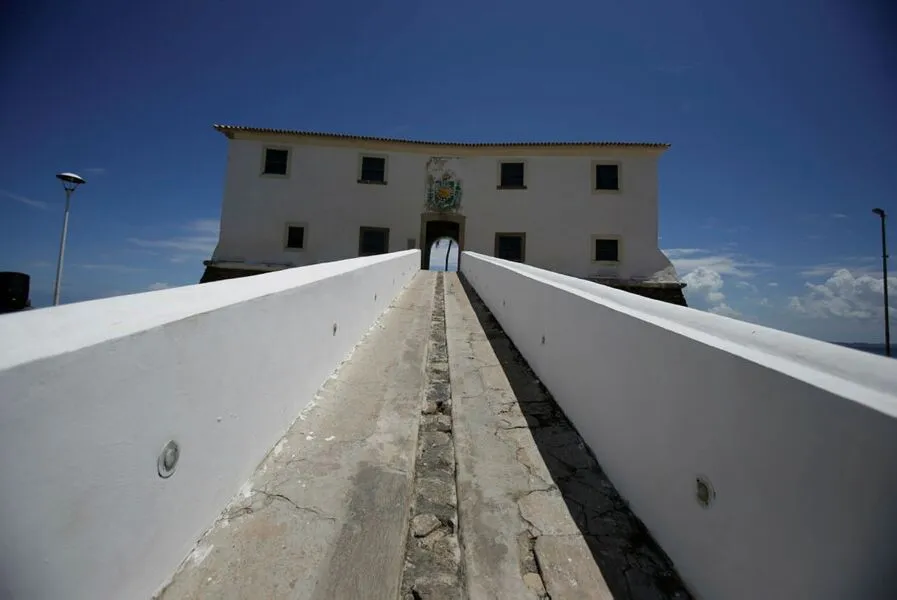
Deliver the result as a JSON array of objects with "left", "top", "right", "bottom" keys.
[{"left": 423, "top": 220, "right": 461, "bottom": 270}]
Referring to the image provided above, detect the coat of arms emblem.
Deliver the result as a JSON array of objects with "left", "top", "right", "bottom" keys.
[{"left": 425, "top": 157, "right": 463, "bottom": 213}]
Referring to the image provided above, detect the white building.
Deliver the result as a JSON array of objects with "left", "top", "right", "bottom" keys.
[{"left": 203, "top": 125, "right": 685, "bottom": 304}]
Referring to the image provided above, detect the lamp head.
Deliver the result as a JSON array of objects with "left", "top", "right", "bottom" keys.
[
  {"left": 873, "top": 208, "right": 886, "bottom": 218},
  {"left": 56, "top": 172, "right": 86, "bottom": 192}
]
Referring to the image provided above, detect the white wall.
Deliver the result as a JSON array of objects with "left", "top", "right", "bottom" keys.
[
  {"left": 0, "top": 251, "right": 419, "bottom": 600},
  {"left": 214, "top": 136, "right": 674, "bottom": 281},
  {"left": 460, "top": 251, "right": 897, "bottom": 600}
]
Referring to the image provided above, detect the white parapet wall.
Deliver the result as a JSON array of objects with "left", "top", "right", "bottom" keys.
[
  {"left": 0, "top": 250, "right": 420, "bottom": 600},
  {"left": 460, "top": 251, "right": 897, "bottom": 600}
]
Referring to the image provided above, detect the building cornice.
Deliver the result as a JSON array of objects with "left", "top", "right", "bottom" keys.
[{"left": 213, "top": 124, "right": 670, "bottom": 156}]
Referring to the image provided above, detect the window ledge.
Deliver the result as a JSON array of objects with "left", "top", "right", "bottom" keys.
[
  {"left": 497, "top": 185, "right": 527, "bottom": 190},
  {"left": 357, "top": 179, "right": 388, "bottom": 185},
  {"left": 261, "top": 172, "right": 289, "bottom": 178},
  {"left": 593, "top": 188, "right": 622, "bottom": 194}
]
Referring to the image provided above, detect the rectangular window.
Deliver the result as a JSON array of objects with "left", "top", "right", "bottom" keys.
[
  {"left": 494, "top": 233, "right": 526, "bottom": 262},
  {"left": 594, "top": 164, "right": 619, "bottom": 191},
  {"left": 359, "top": 156, "right": 387, "bottom": 184},
  {"left": 593, "top": 238, "right": 619, "bottom": 262},
  {"left": 285, "top": 225, "right": 305, "bottom": 250},
  {"left": 263, "top": 148, "right": 289, "bottom": 176},
  {"left": 499, "top": 162, "right": 526, "bottom": 188},
  {"left": 359, "top": 227, "right": 390, "bottom": 256}
]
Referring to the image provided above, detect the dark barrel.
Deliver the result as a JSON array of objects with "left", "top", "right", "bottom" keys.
[{"left": 0, "top": 272, "right": 31, "bottom": 312}]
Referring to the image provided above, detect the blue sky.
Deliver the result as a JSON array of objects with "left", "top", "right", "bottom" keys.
[
  {"left": 429, "top": 240, "right": 460, "bottom": 273},
  {"left": 1, "top": 0, "right": 895, "bottom": 342}
]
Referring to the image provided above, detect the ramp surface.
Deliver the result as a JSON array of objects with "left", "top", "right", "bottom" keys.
[{"left": 158, "top": 271, "right": 689, "bottom": 599}]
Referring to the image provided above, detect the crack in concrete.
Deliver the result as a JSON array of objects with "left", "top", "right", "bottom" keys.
[
  {"left": 251, "top": 489, "right": 336, "bottom": 521},
  {"left": 517, "top": 505, "right": 543, "bottom": 537},
  {"left": 518, "top": 487, "right": 559, "bottom": 499},
  {"left": 520, "top": 531, "right": 552, "bottom": 600},
  {"left": 497, "top": 423, "right": 536, "bottom": 431},
  {"left": 515, "top": 448, "right": 552, "bottom": 489},
  {"left": 222, "top": 504, "right": 255, "bottom": 522}
]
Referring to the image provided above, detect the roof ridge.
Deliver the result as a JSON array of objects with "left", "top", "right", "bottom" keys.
[{"left": 212, "top": 124, "right": 670, "bottom": 149}]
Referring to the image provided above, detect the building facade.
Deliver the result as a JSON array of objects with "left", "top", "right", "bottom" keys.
[{"left": 203, "top": 125, "right": 686, "bottom": 304}]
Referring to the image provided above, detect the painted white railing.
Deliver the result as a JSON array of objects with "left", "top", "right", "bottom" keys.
[
  {"left": 0, "top": 251, "right": 419, "bottom": 600},
  {"left": 460, "top": 251, "right": 897, "bottom": 600}
]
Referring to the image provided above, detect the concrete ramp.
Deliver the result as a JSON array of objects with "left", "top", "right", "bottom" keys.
[{"left": 158, "top": 271, "right": 687, "bottom": 599}]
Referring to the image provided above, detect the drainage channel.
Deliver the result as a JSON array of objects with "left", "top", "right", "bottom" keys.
[{"left": 400, "top": 273, "right": 464, "bottom": 600}]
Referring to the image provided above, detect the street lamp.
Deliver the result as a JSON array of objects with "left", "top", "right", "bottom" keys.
[
  {"left": 52, "top": 172, "right": 86, "bottom": 306},
  {"left": 872, "top": 208, "right": 890, "bottom": 357}
]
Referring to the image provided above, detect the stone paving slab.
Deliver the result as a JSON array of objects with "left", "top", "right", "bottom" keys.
[
  {"left": 535, "top": 535, "right": 614, "bottom": 599},
  {"left": 155, "top": 272, "right": 435, "bottom": 600}
]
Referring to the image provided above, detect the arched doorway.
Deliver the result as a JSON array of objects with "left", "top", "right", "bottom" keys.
[{"left": 420, "top": 213, "right": 465, "bottom": 270}]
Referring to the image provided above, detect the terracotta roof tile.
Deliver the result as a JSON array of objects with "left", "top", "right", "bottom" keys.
[{"left": 213, "top": 124, "right": 670, "bottom": 149}]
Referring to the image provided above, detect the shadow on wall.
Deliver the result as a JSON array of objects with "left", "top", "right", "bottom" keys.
[
  {"left": 428, "top": 237, "right": 459, "bottom": 272},
  {"left": 457, "top": 274, "right": 693, "bottom": 599}
]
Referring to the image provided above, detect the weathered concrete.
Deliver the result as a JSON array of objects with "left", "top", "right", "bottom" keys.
[
  {"left": 445, "top": 272, "right": 557, "bottom": 600},
  {"left": 447, "top": 272, "right": 692, "bottom": 599},
  {"left": 156, "top": 272, "right": 435, "bottom": 600},
  {"left": 535, "top": 535, "right": 614, "bottom": 599}
]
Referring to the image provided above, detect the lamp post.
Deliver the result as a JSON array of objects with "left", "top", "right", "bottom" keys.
[
  {"left": 52, "top": 172, "right": 86, "bottom": 306},
  {"left": 445, "top": 239, "right": 453, "bottom": 272},
  {"left": 872, "top": 208, "right": 890, "bottom": 357}
]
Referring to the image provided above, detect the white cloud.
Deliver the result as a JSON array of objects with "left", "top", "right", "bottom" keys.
[
  {"left": 129, "top": 219, "right": 219, "bottom": 258},
  {"left": 665, "top": 248, "right": 770, "bottom": 278},
  {"left": 84, "top": 167, "right": 107, "bottom": 176},
  {"left": 831, "top": 213, "right": 848, "bottom": 219},
  {"left": 664, "top": 248, "right": 705, "bottom": 258},
  {"left": 667, "top": 248, "right": 776, "bottom": 321},
  {"left": 799, "top": 259, "right": 878, "bottom": 278},
  {"left": 1, "top": 189, "right": 48, "bottom": 210},
  {"left": 146, "top": 282, "right": 171, "bottom": 291},
  {"left": 788, "top": 269, "right": 896, "bottom": 320},
  {"left": 708, "top": 303, "right": 741, "bottom": 318},
  {"left": 767, "top": 282, "right": 779, "bottom": 287},
  {"left": 799, "top": 264, "right": 843, "bottom": 278},
  {"left": 682, "top": 266, "right": 726, "bottom": 304},
  {"left": 76, "top": 263, "right": 146, "bottom": 273},
  {"left": 188, "top": 219, "right": 221, "bottom": 234}
]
